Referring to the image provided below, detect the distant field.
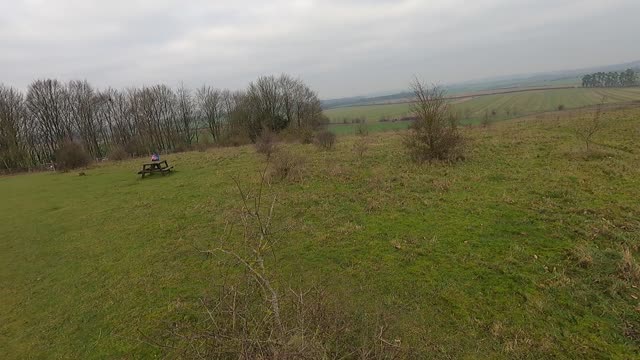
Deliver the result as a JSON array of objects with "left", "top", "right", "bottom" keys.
[{"left": 325, "top": 87, "right": 640, "bottom": 129}]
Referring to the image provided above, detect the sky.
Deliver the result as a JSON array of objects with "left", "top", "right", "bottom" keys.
[{"left": 1, "top": 0, "right": 639, "bottom": 99}]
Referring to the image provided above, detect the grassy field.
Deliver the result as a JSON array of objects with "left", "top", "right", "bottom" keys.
[
  {"left": 329, "top": 120, "right": 410, "bottom": 135},
  {"left": 325, "top": 87, "right": 640, "bottom": 130},
  {"left": 2, "top": 107, "right": 640, "bottom": 358}
]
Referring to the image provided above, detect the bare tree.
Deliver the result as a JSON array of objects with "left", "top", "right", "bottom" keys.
[
  {"left": 0, "top": 74, "right": 326, "bottom": 170},
  {"left": 65, "top": 80, "right": 103, "bottom": 158},
  {"left": 241, "top": 75, "right": 325, "bottom": 141},
  {"left": 175, "top": 84, "right": 197, "bottom": 146},
  {"left": 132, "top": 85, "right": 178, "bottom": 152},
  {"left": 196, "top": 86, "right": 224, "bottom": 142},
  {"left": 0, "top": 85, "right": 30, "bottom": 170},
  {"left": 403, "top": 78, "right": 463, "bottom": 162},
  {"left": 574, "top": 100, "right": 605, "bottom": 152},
  {"left": 94, "top": 88, "right": 137, "bottom": 154},
  {"left": 25, "top": 79, "right": 70, "bottom": 162}
]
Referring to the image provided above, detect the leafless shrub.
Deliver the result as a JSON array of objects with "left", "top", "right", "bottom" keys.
[
  {"left": 270, "top": 150, "right": 305, "bottom": 182},
  {"left": 574, "top": 99, "right": 605, "bottom": 152},
  {"left": 279, "top": 127, "right": 315, "bottom": 144},
  {"left": 254, "top": 130, "right": 278, "bottom": 157},
  {"left": 108, "top": 146, "right": 128, "bottom": 161},
  {"left": 403, "top": 79, "right": 464, "bottom": 162},
  {"left": 356, "top": 122, "right": 369, "bottom": 136},
  {"left": 314, "top": 130, "right": 336, "bottom": 150},
  {"left": 299, "top": 128, "right": 315, "bottom": 144},
  {"left": 55, "top": 141, "right": 91, "bottom": 170},
  {"left": 158, "top": 171, "right": 405, "bottom": 358},
  {"left": 171, "top": 142, "right": 190, "bottom": 153},
  {"left": 219, "top": 130, "right": 252, "bottom": 147},
  {"left": 353, "top": 137, "right": 369, "bottom": 158},
  {"left": 191, "top": 143, "right": 209, "bottom": 152}
]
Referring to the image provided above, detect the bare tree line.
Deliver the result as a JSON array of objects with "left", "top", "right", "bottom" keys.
[{"left": 0, "top": 74, "right": 326, "bottom": 171}]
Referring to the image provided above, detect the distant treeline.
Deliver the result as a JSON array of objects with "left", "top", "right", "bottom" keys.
[
  {"left": 581, "top": 69, "right": 638, "bottom": 88},
  {"left": 0, "top": 74, "right": 326, "bottom": 171}
]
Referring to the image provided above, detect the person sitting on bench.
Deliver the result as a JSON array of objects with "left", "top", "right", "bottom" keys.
[{"left": 151, "top": 152, "right": 160, "bottom": 162}]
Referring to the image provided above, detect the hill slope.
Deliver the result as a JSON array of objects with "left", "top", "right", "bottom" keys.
[{"left": 1, "top": 108, "right": 640, "bottom": 358}]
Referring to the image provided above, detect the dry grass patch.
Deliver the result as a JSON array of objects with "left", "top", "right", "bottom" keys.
[
  {"left": 568, "top": 242, "right": 593, "bottom": 268},
  {"left": 618, "top": 248, "right": 640, "bottom": 284}
]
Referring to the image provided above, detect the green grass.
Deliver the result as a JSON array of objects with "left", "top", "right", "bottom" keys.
[
  {"left": 325, "top": 87, "right": 640, "bottom": 127},
  {"left": 2, "top": 108, "right": 640, "bottom": 358}
]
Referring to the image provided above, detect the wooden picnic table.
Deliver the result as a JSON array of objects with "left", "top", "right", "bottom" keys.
[{"left": 138, "top": 160, "right": 173, "bottom": 178}]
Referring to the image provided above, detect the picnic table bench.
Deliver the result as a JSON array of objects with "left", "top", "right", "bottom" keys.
[{"left": 138, "top": 160, "right": 173, "bottom": 178}]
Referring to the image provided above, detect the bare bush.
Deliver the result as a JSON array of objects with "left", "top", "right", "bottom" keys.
[
  {"left": 218, "top": 130, "right": 252, "bottom": 147},
  {"left": 270, "top": 150, "right": 305, "bottom": 182},
  {"left": 403, "top": 79, "right": 464, "bottom": 162},
  {"left": 108, "top": 146, "right": 128, "bottom": 161},
  {"left": 353, "top": 137, "right": 369, "bottom": 158},
  {"left": 355, "top": 122, "right": 369, "bottom": 136},
  {"left": 299, "top": 128, "right": 315, "bottom": 144},
  {"left": 55, "top": 141, "right": 91, "bottom": 170},
  {"left": 254, "top": 130, "right": 278, "bottom": 157},
  {"left": 279, "top": 126, "right": 314, "bottom": 144},
  {"left": 574, "top": 100, "right": 605, "bottom": 152},
  {"left": 159, "top": 172, "right": 405, "bottom": 358},
  {"left": 314, "top": 130, "right": 336, "bottom": 150}
]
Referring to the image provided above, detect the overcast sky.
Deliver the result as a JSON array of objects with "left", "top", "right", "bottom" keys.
[{"left": 1, "top": 0, "right": 639, "bottom": 98}]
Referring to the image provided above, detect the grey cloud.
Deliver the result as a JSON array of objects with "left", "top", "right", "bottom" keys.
[{"left": 0, "top": 0, "right": 638, "bottom": 98}]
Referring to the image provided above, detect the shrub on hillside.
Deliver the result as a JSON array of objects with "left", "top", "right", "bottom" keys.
[
  {"left": 55, "top": 141, "right": 91, "bottom": 170},
  {"left": 219, "top": 131, "right": 252, "bottom": 147},
  {"left": 299, "top": 128, "right": 315, "bottom": 144},
  {"left": 279, "top": 127, "right": 314, "bottom": 144},
  {"left": 164, "top": 174, "right": 405, "bottom": 358},
  {"left": 172, "top": 142, "right": 190, "bottom": 153},
  {"left": 192, "top": 136, "right": 214, "bottom": 152},
  {"left": 314, "top": 130, "right": 336, "bottom": 150},
  {"left": 108, "top": 146, "right": 128, "bottom": 161},
  {"left": 191, "top": 142, "right": 210, "bottom": 152},
  {"left": 353, "top": 137, "right": 369, "bottom": 158},
  {"left": 254, "top": 130, "right": 278, "bottom": 157},
  {"left": 573, "top": 100, "right": 605, "bottom": 152},
  {"left": 355, "top": 122, "right": 369, "bottom": 136},
  {"left": 403, "top": 79, "right": 464, "bottom": 162},
  {"left": 270, "top": 150, "right": 305, "bottom": 181}
]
